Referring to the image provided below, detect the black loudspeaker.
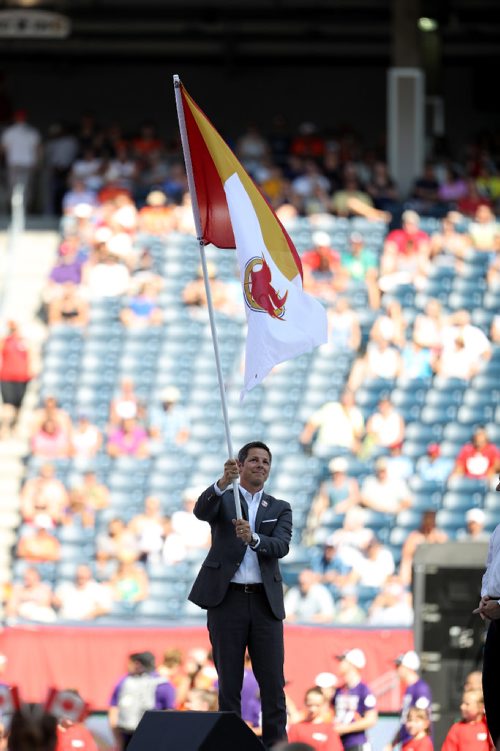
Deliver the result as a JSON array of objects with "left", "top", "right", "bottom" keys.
[
  {"left": 413, "top": 542, "right": 489, "bottom": 749},
  {"left": 128, "top": 711, "right": 264, "bottom": 751}
]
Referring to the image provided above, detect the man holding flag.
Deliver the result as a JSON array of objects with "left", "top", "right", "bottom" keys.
[
  {"left": 174, "top": 76, "right": 327, "bottom": 749},
  {"left": 188, "top": 441, "right": 292, "bottom": 750}
]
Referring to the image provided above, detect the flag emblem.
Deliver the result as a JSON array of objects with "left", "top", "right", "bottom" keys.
[{"left": 243, "top": 256, "right": 288, "bottom": 319}]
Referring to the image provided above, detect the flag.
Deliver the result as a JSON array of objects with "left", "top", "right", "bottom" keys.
[{"left": 177, "top": 81, "right": 328, "bottom": 395}]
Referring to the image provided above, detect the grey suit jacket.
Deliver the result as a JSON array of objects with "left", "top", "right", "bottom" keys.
[{"left": 188, "top": 484, "right": 293, "bottom": 620}]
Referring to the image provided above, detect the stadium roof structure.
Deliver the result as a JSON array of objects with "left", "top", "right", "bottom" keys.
[{"left": 1, "top": 0, "right": 500, "bottom": 62}]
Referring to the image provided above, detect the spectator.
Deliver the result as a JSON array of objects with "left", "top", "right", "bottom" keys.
[
  {"left": 284, "top": 569, "right": 335, "bottom": 623},
  {"left": 148, "top": 385, "right": 190, "bottom": 448},
  {"left": 310, "top": 537, "right": 353, "bottom": 590},
  {"left": 385, "top": 442, "right": 414, "bottom": 482},
  {"left": 108, "top": 651, "right": 175, "bottom": 750},
  {"left": 119, "top": 281, "right": 163, "bottom": 329},
  {"left": 412, "top": 298, "right": 446, "bottom": 352},
  {"left": 369, "top": 299, "right": 407, "bottom": 349},
  {"left": 456, "top": 177, "right": 493, "bottom": 217},
  {"left": 301, "top": 231, "right": 340, "bottom": 303},
  {"left": 31, "top": 417, "right": 71, "bottom": 460},
  {"left": 452, "top": 426, "right": 500, "bottom": 480},
  {"left": 96, "top": 518, "right": 138, "bottom": 564},
  {"left": 157, "top": 648, "right": 190, "bottom": 708},
  {"left": 457, "top": 508, "right": 490, "bottom": 542},
  {"left": 300, "top": 390, "right": 364, "bottom": 458},
  {"left": 170, "top": 487, "right": 211, "bottom": 553},
  {"left": 53, "top": 565, "right": 111, "bottom": 621},
  {"left": 241, "top": 652, "right": 262, "bottom": 734},
  {"left": 463, "top": 671, "right": 483, "bottom": 693},
  {"left": 109, "top": 550, "right": 149, "bottom": 610},
  {"left": 77, "top": 471, "right": 110, "bottom": 511},
  {"left": 429, "top": 211, "right": 471, "bottom": 266},
  {"left": 47, "top": 282, "right": 89, "bottom": 328},
  {"left": 399, "top": 509, "right": 449, "bottom": 585},
  {"left": 107, "top": 417, "right": 149, "bottom": 459},
  {"left": 129, "top": 249, "right": 164, "bottom": 296},
  {"left": 183, "top": 687, "right": 218, "bottom": 712},
  {"left": 109, "top": 377, "right": 142, "bottom": 428},
  {"left": 161, "top": 516, "right": 187, "bottom": 565},
  {"left": 341, "top": 231, "right": 380, "bottom": 309},
  {"left": 333, "top": 588, "right": 366, "bottom": 625},
  {"left": 347, "top": 336, "right": 402, "bottom": 392},
  {"left": 83, "top": 248, "right": 131, "bottom": 300},
  {"left": 325, "top": 297, "right": 361, "bottom": 352},
  {"left": 137, "top": 189, "right": 176, "bottom": 236},
  {"left": 417, "top": 443, "right": 454, "bottom": 483},
  {"left": 331, "top": 174, "right": 385, "bottom": 221},
  {"left": 467, "top": 204, "right": 500, "bottom": 252},
  {"left": 0, "top": 109, "right": 41, "bottom": 212},
  {"left": 365, "top": 160, "right": 400, "bottom": 214},
  {"left": 359, "top": 458, "right": 412, "bottom": 514},
  {"left": 367, "top": 576, "right": 414, "bottom": 626},
  {"left": 433, "top": 333, "right": 480, "bottom": 381},
  {"left": 182, "top": 262, "right": 240, "bottom": 320},
  {"left": 379, "top": 210, "right": 431, "bottom": 292},
  {"left": 31, "top": 395, "right": 72, "bottom": 440},
  {"left": 53, "top": 689, "right": 99, "bottom": 751},
  {"left": 236, "top": 123, "right": 270, "bottom": 177},
  {"left": 7, "top": 706, "right": 57, "bottom": 751},
  {"left": 308, "top": 456, "right": 360, "bottom": 530},
  {"left": 0, "top": 320, "right": 32, "bottom": 439},
  {"left": 348, "top": 536, "right": 396, "bottom": 591},
  {"left": 327, "top": 507, "right": 374, "bottom": 560},
  {"left": 399, "top": 340, "right": 433, "bottom": 381},
  {"left": 332, "top": 649, "right": 378, "bottom": 749},
  {"left": 400, "top": 706, "right": 433, "bottom": 751},
  {"left": 129, "top": 496, "right": 165, "bottom": 563},
  {"left": 442, "top": 309, "right": 492, "bottom": 368},
  {"left": 46, "top": 238, "right": 85, "bottom": 291},
  {"left": 16, "top": 517, "right": 61, "bottom": 563},
  {"left": 288, "top": 687, "right": 343, "bottom": 751},
  {"left": 364, "top": 397, "right": 406, "bottom": 453},
  {"left": 5, "top": 566, "right": 56, "bottom": 623},
  {"left": 60, "top": 487, "right": 95, "bottom": 529},
  {"left": 20, "top": 462, "right": 67, "bottom": 525},
  {"left": 407, "top": 162, "right": 440, "bottom": 215},
  {"left": 69, "top": 415, "right": 102, "bottom": 463},
  {"left": 383, "top": 651, "right": 432, "bottom": 751},
  {"left": 441, "top": 689, "right": 490, "bottom": 751}
]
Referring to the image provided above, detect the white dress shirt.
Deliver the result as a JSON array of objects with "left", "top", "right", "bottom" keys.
[
  {"left": 482, "top": 524, "right": 500, "bottom": 597},
  {"left": 214, "top": 482, "right": 263, "bottom": 584}
]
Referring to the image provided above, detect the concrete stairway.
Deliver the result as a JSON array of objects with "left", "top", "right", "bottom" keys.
[{"left": 0, "top": 226, "right": 58, "bottom": 597}]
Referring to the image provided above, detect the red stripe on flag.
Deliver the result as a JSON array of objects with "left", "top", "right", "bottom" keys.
[{"left": 181, "top": 87, "right": 236, "bottom": 249}]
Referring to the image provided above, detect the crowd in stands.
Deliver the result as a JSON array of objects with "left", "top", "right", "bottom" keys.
[{"left": 0, "top": 107, "right": 499, "bottom": 633}]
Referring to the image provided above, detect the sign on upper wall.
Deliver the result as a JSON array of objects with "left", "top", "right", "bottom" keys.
[{"left": 0, "top": 10, "right": 71, "bottom": 38}]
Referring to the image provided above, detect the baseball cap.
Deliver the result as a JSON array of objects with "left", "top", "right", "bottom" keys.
[
  {"left": 336, "top": 648, "right": 366, "bottom": 670},
  {"left": 466, "top": 508, "right": 485, "bottom": 525},
  {"left": 312, "top": 231, "right": 331, "bottom": 247},
  {"left": 427, "top": 443, "right": 440, "bottom": 457},
  {"left": 328, "top": 456, "right": 348, "bottom": 473},
  {"left": 161, "top": 386, "right": 181, "bottom": 403},
  {"left": 395, "top": 650, "right": 420, "bottom": 671},
  {"left": 315, "top": 672, "right": 338, "bottom": 689}
]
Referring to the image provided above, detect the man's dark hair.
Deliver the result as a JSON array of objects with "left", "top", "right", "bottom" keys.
[
  {"left": 130, "top": 651, "right": 156, "bottom": 671},
  {"left": 238, "top": 441, "right": 272, "bottom": 464}
]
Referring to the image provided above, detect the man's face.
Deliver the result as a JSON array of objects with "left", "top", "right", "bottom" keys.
[
  {"left": 496, "top": 474, "right": 500, "bottom": 492},
  {"left": 238, "top": 447, "right": 271, "bottom": 490}
]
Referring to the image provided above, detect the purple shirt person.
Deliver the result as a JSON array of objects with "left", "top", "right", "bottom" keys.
[
  {"left": 241, "top": 658, "right": 261, "bottom": 729},
  {"left": 109, "top": 651, "right": 175, "bottom": 747},
  {"left": 386, "top": 651, "right": 432, "bottom": 749},
  {"left": 332, "top": 649, "right": 378, "bottom": 749}
]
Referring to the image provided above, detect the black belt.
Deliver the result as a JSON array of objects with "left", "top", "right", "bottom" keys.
[{"left": 229, "top": 583, "right": 264, "bottom": 593}]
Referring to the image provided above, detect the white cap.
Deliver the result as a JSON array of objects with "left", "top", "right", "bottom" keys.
[
  {"left": 161, "top": 386, "right": 181, "bottom": 403},
  {"left": 395, "top": 650, "right": 420, "bottom": 671},
  {"left": 315, "top": 672, "right": 338, "bottom": 689},
  {"left": 312, "top": 231, "right": 331, "bottom": 247},
  {"left": 466, "top": 508, "right": 485, "bottom": 525},
  {"left": 328, "top": 456, "right": 348, "bottom": 473},
  {"left": 337, "top": 648, "right": 366, "bottom": 670}
]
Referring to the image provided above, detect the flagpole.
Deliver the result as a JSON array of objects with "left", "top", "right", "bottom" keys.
[{"left": 173, "top": 74, "right": 243, "bottom": 520}]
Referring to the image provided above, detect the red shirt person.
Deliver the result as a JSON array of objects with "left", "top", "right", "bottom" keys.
[
  {"left": 453, "top": 427, "right": 500, "bottom": 480},
  {"left": 0, "top": 319, "right": 31, "bottom": 436},
  {"left": 288, "top": 686, "right": 343, "bottom": 751},
  {"left": 441, "top": 689, "right": 493, "bottom": 751}
]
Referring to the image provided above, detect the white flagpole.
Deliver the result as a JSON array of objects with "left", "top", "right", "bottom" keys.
[{"left": 173, "top": 74, "right": 243, "bottom": 520}]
